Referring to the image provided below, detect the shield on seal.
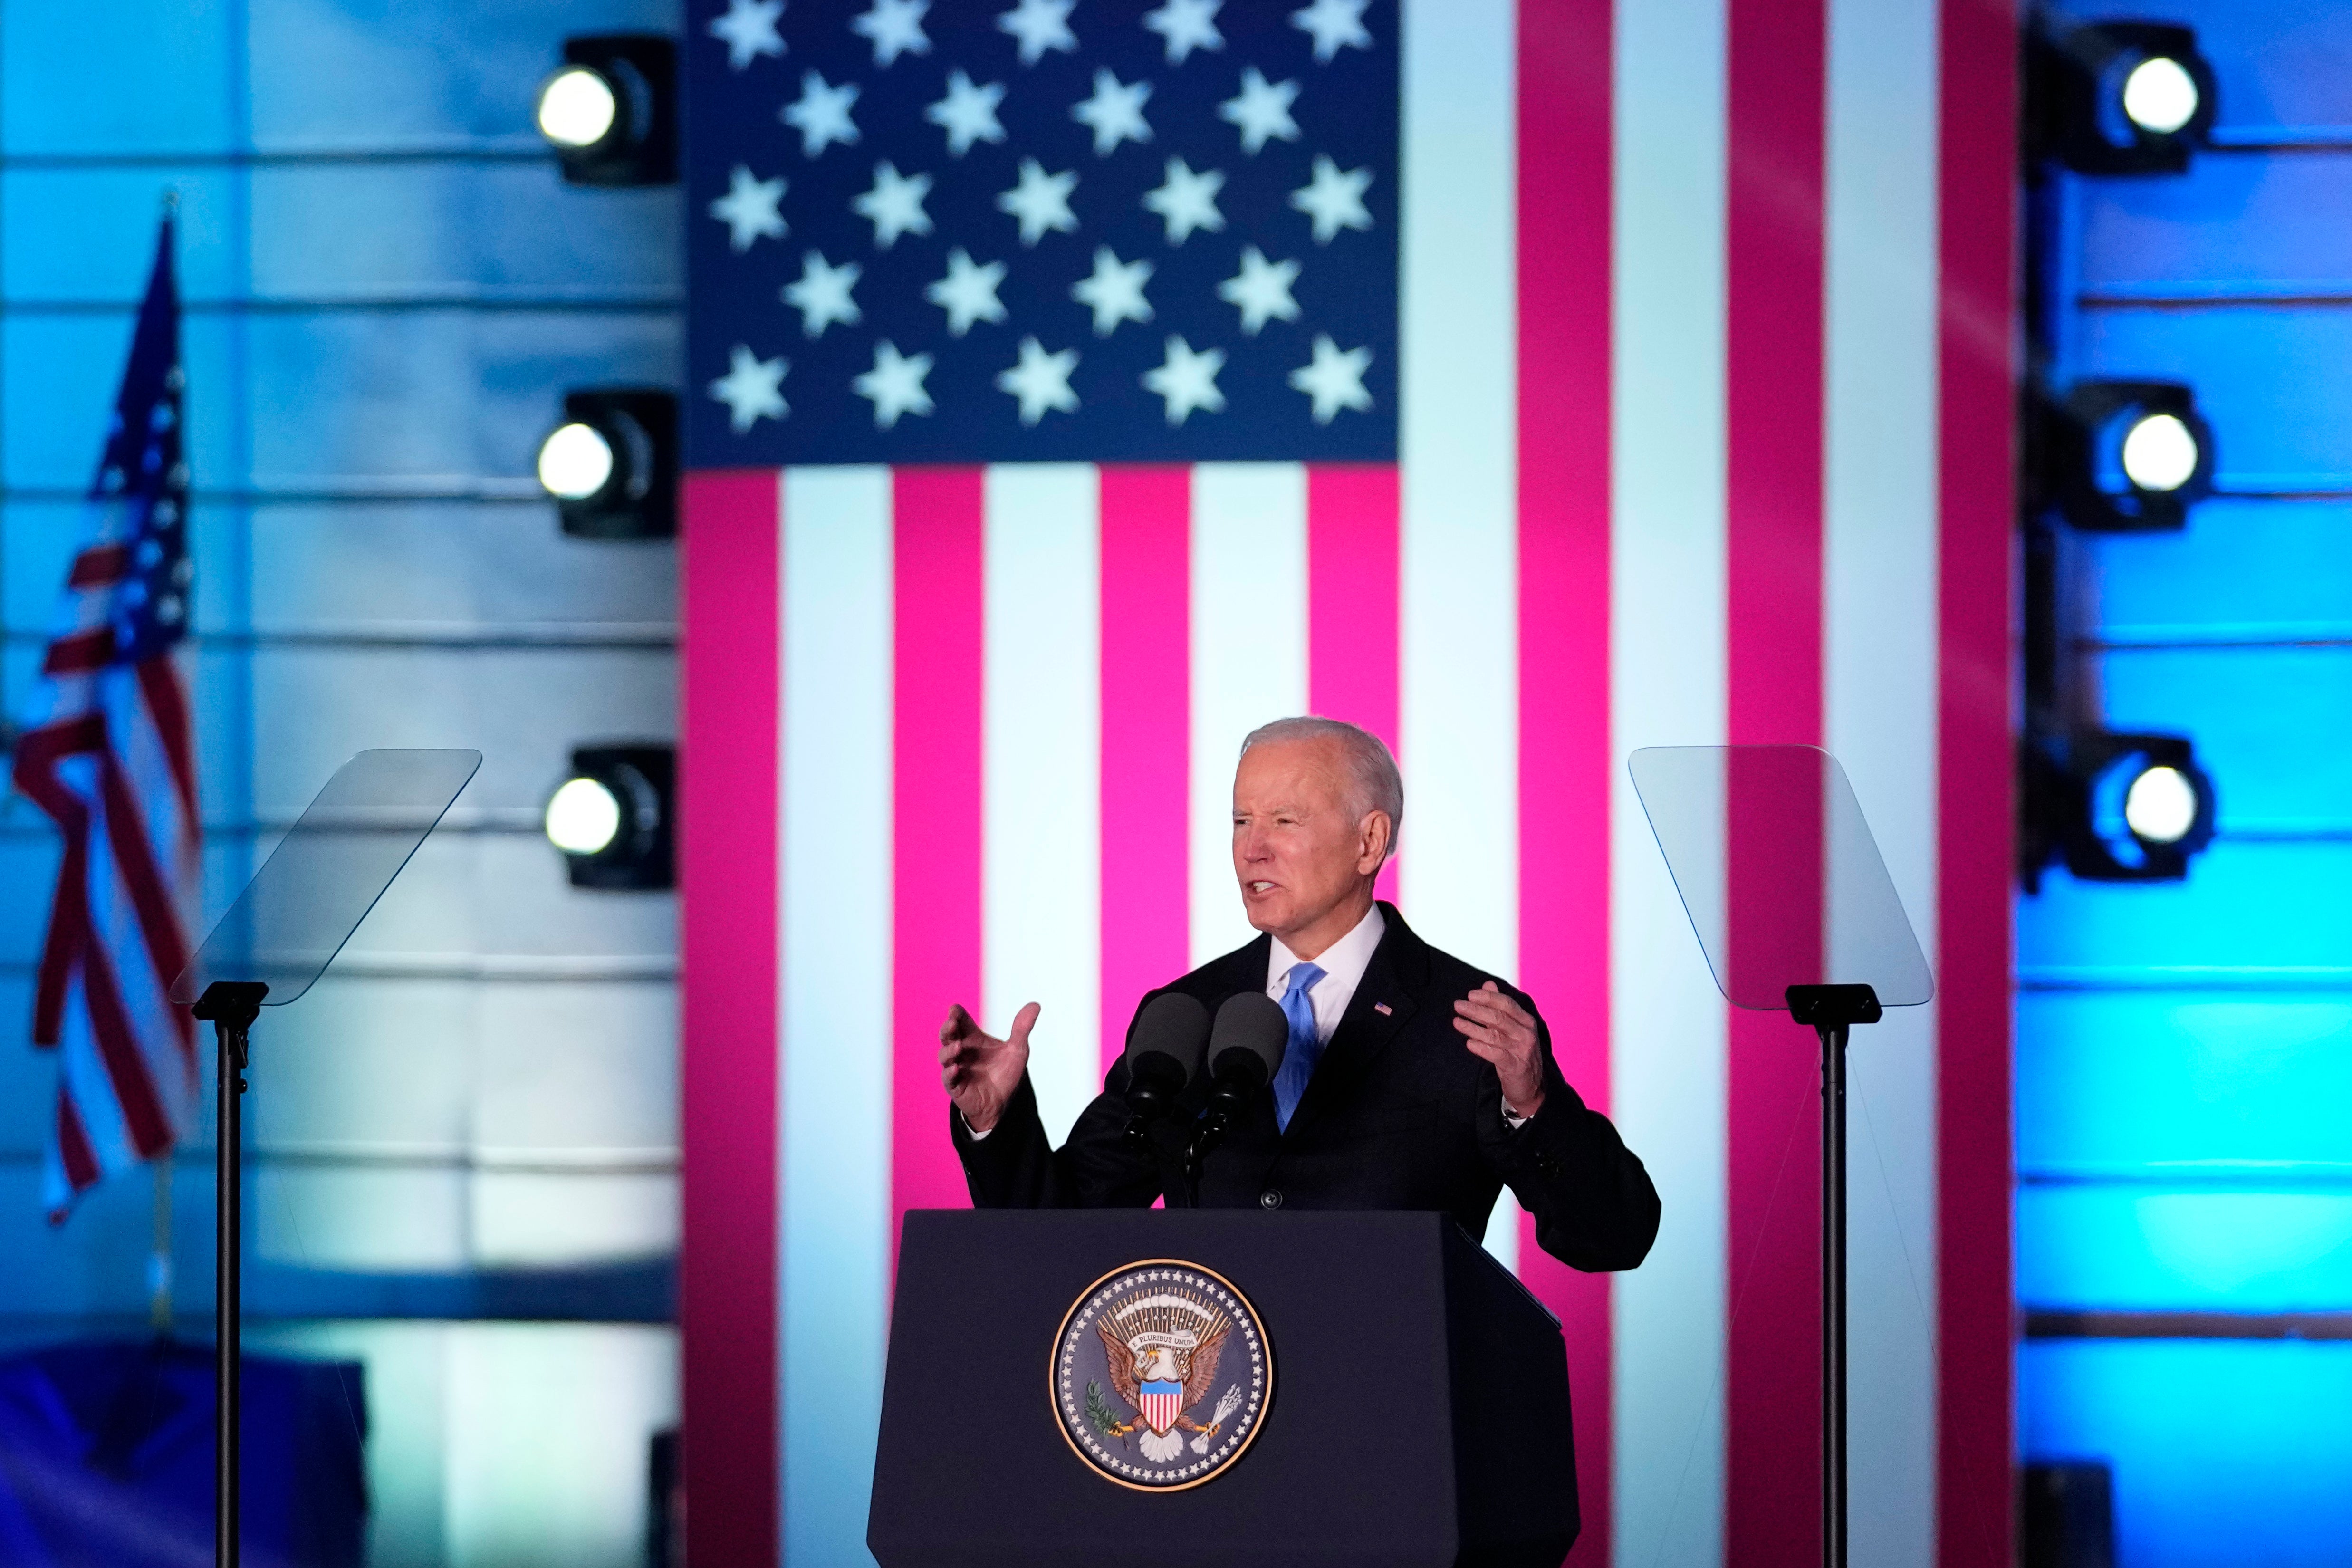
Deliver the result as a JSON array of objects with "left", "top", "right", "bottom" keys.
[{"left": 1138, "top": 1380, "right": 1184, "bottom": 1436}]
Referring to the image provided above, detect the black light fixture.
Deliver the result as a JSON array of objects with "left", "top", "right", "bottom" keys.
[
  {"left": 538, "top": 389, "right": 679, "bottom": 539},
  {"left": 2024, "top": 730, "right": 2216, "bottom": 885},
  {"left": 537, "top": 34, "right": 678, "bottom": 186},
  {"left": 2028, "top": 20, "right": 2217, "bottom": 174},
  {"left": 2035, "top": 379, "right": 2213, "bottom": 533},
  {"left": 546, "top": 744, "right": 675, "bottom": 891}
]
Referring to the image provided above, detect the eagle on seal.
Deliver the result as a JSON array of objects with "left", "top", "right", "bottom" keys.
[{"left": 1095, "top": 1289, "right": 1238, "bottom": 1462}]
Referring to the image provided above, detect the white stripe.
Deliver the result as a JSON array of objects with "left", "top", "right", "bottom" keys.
[
  {"left": 1399, "top": 0, "right": 1522, "bottom": 1270},
  {"left": 778, "top": 466, "right": 893, "bottom": 1568},
  {"left": 982, "top": 465, "right": 1103, "bottom": 1144},
  {"left": 1825, "top": 0, "right": 1942, "bottom": 1561},
  {"left": 1612, "top": 0, "right": 1730, "bottom": 1557},
  {"left": 1188, "top": 463, "right": 1308, "bottom": 968}
]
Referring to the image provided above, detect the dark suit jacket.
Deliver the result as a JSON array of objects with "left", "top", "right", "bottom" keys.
[{"left": 951, "top": 903, "right": 1661, "bottom": 1272}]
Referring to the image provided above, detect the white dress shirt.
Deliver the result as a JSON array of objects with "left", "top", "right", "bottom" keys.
[{"left": 1267, "top": 901, "right": 1386, "bottom": 1041}]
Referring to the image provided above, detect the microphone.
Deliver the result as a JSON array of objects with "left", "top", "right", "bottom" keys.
[
  {"left": 1120, "top": 992, "right": 1210, "bottom": 1142},
  {"left": 1180, "top": 992, "right": 1290, "bottom": 1202},
  {"left": 1203, "top": 992, "right": 1288, "bottom": 1130}
]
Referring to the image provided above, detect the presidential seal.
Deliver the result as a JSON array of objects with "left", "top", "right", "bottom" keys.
[{"left": 1050, "top": 1259, "right": 1271, "bottom": 1491}]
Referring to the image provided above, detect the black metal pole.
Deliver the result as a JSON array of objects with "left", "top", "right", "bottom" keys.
[
  {"left": 193, "top": 980, "right": 265, "bottom": 1568},
  {"left": 216, "top": 1014, "right": 241, "bottom": 1568},
  {"left": 1821, "top": 1020, "right": 1849, "bottom": 1568}
]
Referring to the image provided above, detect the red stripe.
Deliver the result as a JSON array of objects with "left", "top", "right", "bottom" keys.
[
  {"left": 1725, "top": 0, "right": 1828, "bottom": 1559},
  {"left": 1098, "top": 467, "right": 1192, "bottom": 1073},
  {"left": 679, "top": 469, "right": 781, "bottom": 1568},
  {"left": 1516, "top": 0, "right": 1616, "bottom": 1557},
  {"left": 67, "top": 544, "right": 130, "bottom": 588},
  {"left": 135, "top": 654, "right": 201, "bottom": 829},
  {"left": 77, "top": 937, "right": 173, "bottom": 1158},
  {"left": 54, "top": 1092, "right": 100, "bottom": 1202},
  {"left": 1937, "top": 0, "right": 2020, "bottom": 1559},
  {"left": 1305, "top": 465, "right": 1401, "bottom": 903},
  {"left": 893, "top": 468, "right": 985, "bottom": 1255},
  {"left": 42, "top": 628, "right": 115, "bottom": 676}
]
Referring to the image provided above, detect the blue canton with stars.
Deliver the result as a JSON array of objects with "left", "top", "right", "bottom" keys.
[{"left": 686, "top": 0, "right": 1397, "bottom": 466}]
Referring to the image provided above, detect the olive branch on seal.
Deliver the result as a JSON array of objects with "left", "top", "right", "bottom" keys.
[{"left": 1085, "top": 1380, "right": 1133, "bottom": 1444}]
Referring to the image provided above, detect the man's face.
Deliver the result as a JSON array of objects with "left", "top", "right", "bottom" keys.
[{"left": 1230, "top": 738, "right": 1385, "bottom": 943}]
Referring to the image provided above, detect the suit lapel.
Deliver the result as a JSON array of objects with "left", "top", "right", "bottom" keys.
[{"left": 1280, "top": 904, "right": 1424, "bottom": 1141}]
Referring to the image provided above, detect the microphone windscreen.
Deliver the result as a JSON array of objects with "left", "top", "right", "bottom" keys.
[
  {"left": 1208, "top": 992, "right": 1288, "bottom": 1084},
  {"left": 1125, "top": 991, "right": 1210, "bottom": 1087}
]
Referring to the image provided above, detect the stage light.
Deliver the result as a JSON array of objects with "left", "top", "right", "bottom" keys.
[
  {"left": 536, "top": 66, "right": 618, "bottom": 148},
  {"left": 545, "top": 776, "right": 623, "bottom": 855},
  {"left": 537, "top": 421, "right": 615, "bottom": 500},
  {"left": 2122, "top": 764, "right": 2199, "bottom": 845},
  {"left": 538, "top": 35, "right": 677, "bottom": 187},
  {"left": 2025, "top": 731, "right": 2215, "bottom": 885},
  {"left": 538, "top": 389, "right": 677, "bottom": 539},
  {"left": 2118, "top": 411, "right": 2198, "bottom": 492},
  {"left": 2036, "top": 380, "right": 2212, "bottom": 532},
  {"left": 2028, "top": 21, "right": 2215, "bottom": 174},
  {"left": 2121, "top": 55, "right": 2198, "bottom": 136},
  {"left": 547, "top": 745, "right": 674, "bottom": 891}
]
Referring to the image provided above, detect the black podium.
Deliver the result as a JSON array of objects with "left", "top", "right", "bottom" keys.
[{"left": 869, "top": 1210, "right": 1578, "bottom": 1568}]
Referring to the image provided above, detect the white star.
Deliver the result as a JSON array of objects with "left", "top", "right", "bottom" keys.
[
  {"left": 1290, "top": 0, "right": 1372, "bottom": 62},
  {"left": 1217, "top": 245, "right": 1300, "bottom": 334},
  {"left": 997, "top": 0, "right": 1077, "bottom": 65},
  {"left": 997, "top": 336, "right": 1080, "bottom": 424},
  {"left": 1288, "top": 333, "right": 1373, "bottom": 423},
  {"left": 925, "top": 68, "right": 1007, "bottom": 156},
  {"left": 1142, "top": 336, "right": 1226, "bottom": 424},
  {"left": 851, "top": 0, "right": 931, "bottom": 66},
  {"left": 782, "top": 71, "right": 861, "bottom": 157},
  {"left": 853, "top": 161, "right": 934, "bottom": 248},
  {"left": 707, "top": 0, "right": 786, "bottom": 70},
  {"left": 709, "top": 344, "right": 789, "bottom": 432},
  {"left": 708, "top": 164, "right": 787, "bottom": 251},
  {"left": 854, "top": 340, "right": 936, "bottom": 428},
  {"left": 1142, "top": 157, "right": 1225, "bottom": 244},
  {"left": 781, "top": 250, "right": 862, "bottom": 336},
  {"left": 1071, "top": 246, "right": 1154, "bottom": 335},
  {"left": 1290, "top": 154, "right": 1373, "bottom": 242},
  {"left": 997, "top": 157, "right": 1079, "bottom": 245},
  {"left": 1072, "top": 68, "right": 1153, "bottom": 156},
  {"left": 924, "top": 247, "right": 1009, "bottom": 336},
  {"left": 1144, "top": 0, "right": 1223, "bottom": 64},
  {"left": 1219, "top": 67, "right": 1300, "bottom": 154}
]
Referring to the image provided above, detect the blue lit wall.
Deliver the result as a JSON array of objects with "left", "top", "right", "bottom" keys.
[
  {"left": 2020, "top": 5, "right": 2352, "bottom": 1565},
  {"left": 1, "top": 4, "right": 682, "bottom": 1564}
]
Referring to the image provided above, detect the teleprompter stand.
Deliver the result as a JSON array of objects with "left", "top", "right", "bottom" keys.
[
  {"left": 1630, "top": 746, "right": 1932, "bottom": 1568},
  {"left": 169, "top": 749, "right": 479, "bottom": 1567},
  {"left": 1786, "top": 981, "right": 1882, "bottom": 1568}
]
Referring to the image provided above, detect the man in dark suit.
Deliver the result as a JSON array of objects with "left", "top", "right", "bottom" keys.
[{"left": 938, "top": 716, "right": 1659, "bottom": 1272}]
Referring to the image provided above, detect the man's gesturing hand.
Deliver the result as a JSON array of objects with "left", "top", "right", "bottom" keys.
[
  {"left": 1454, "top": 981, "right": 1546, "bottom": 1119},
  {"left": 938, "top": 1000, "right": 1039, "bottom": 1135}
]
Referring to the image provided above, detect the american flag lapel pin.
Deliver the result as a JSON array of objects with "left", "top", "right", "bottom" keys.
[{"left": 1373, "top": 1002, "right": 1392, "bottom": 1016}]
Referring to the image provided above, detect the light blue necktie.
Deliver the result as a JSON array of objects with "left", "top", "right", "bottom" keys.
[{"left": 1270, "top": 962, "right": 1327, "bottom": 1132}]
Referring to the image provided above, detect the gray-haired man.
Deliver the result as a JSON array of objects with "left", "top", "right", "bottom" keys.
[{"left": 938, "top": 716, "right": 1659, "bottom": 1271}]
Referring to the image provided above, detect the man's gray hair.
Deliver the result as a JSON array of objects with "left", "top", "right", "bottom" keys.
[{"left": 1240, "top": 716, "right": 1403, "bottom": 853}]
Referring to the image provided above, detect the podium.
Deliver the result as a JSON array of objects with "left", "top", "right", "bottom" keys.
[{"left": 869, "top": 1210, "right": 1578, "bottom": 1568}]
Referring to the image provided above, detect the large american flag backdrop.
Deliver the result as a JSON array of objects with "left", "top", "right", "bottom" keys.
[{"left": 679, "top": 1, "right": 2015, "bottom": 1565}]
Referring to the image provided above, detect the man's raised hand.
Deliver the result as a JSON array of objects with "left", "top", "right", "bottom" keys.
[
  {"left": 938, "top": 1000, "right": 1040, "bottom": 1134},
  {"left": 1453, "top": 981, "right": 1546, "bottom": 1119}
]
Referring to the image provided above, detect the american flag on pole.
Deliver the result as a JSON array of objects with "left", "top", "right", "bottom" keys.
[
  {"left": 13, "top": 217, "right": 201, "bottom": 1220},
  {"left": 679, "top": 1, "right": 2016, "bottom": 1565}
]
